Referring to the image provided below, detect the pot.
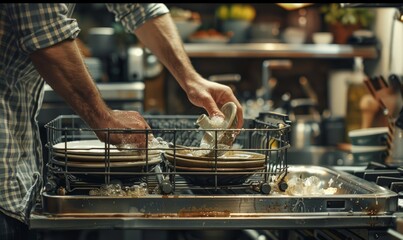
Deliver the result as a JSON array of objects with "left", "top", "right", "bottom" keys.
[{"left": 289, "top": 98, "right": 322, "bottom": 149}]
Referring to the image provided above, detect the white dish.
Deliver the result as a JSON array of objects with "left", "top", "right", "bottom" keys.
[
  {"left": 53, "top": 151, "right": 160, "bottom": 162},
  {"left": 51, "top": 157, "right": 161, "bottom": 168},
  {"left": 348, "top": 127, "right": 388, "bottom": 137},
  {"left": 312, "top": 32, "right": 333, "bottom": 44},
  {"left": 171, "top": 165, "right": 265, "bottom": 172},
  {"left": 52, "top": 140, "right": 159, "bottom": 156},
  {"left": 164, "top": 153, "right": 265, "bottom": 168},
  {"left": 165, "top": 149, "right": 265, "bottom": 161},
  {"left": 351, "top": 145, "right": 388, "bottom": 153},
  {"left": 195, "top": 102, "right": 239, "bottom": 157}
]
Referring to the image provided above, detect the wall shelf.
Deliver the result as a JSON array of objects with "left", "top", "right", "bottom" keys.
[{"left": 183, "top": 43, "right": 379, "bottom": 59}]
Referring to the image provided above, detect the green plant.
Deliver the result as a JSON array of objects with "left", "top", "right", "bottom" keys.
[{"left": 320, "top": 3, "right": 375, "bottom": 28}]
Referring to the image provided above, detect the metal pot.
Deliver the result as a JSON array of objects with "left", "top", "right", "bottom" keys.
[{"left": 289, "top": 98, "right": 322, "bottom": 149}]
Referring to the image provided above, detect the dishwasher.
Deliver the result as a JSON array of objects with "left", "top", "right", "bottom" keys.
[{"left": 30, "top": 112, "right": 398, "bottom": 240}]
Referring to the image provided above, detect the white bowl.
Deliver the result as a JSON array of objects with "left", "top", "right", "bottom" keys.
[
  {"left": 282, "top": 27, "right": 306, "bottom": 44},
  {"left": 312, "top": 32, "right": 333, "bottom": 44},
  {"left": 174, "top": 20, "right": 201, "bottom": 41},
  {"left": 351, "top": 145, "right": 387, "bottom": 153},
  {"left": 348, "top": 127, "right": 388, "bottom": 146}
]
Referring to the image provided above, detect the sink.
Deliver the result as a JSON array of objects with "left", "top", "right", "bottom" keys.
[{"left": 287, "top": 146, "right": 353, "bottom": 166}]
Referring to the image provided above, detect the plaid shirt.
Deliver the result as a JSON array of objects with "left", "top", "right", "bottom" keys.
[{"left": 0, "top": 3, "right": 168, "bottom": 223}]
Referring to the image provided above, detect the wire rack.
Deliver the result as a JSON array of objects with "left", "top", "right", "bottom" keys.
[{"left": 44, "top": 112, "right": 291, "bottom": 195}]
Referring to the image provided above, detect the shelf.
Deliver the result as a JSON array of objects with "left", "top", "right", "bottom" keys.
[{"left": 183, "top": 43, "right": 379, "bottom": 59}]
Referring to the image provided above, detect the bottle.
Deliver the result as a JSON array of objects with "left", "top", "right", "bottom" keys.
[{"left": 345, "top": 57, "right": 368, "bottom": 141}]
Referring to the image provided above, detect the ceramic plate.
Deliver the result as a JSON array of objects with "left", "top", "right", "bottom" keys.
[
  {"left": 52, "top": 140, "right": 159, "bottom": 156},
  {"left": 51, "top": 157, "right": 161, "bottom": 168},
  {"left": 164, "top": 153, "right": 265, "bottom": 168},
  {"left": 165, "top": 149, "right": 266, "bottom": 161},
  {"left": 53, "top": 151, "right": 160, "bottom": 162},
  {"left": 51, "top": 157, "right": 160, "bottom": 182},
  {"left": 170, "top": 165, "right": 264, "bottom": 186}
]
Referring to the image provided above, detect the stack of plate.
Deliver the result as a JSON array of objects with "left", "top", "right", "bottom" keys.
[
  {"left": 51, "top": 139, "right": 161, "bottom": 181},
  {"left": 163, "top": 148, "right": 266, "bottom": 186}
]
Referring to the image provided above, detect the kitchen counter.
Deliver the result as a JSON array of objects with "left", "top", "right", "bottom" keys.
[{"left": 183, "top": 43, "right": 378, "bottom": 59}]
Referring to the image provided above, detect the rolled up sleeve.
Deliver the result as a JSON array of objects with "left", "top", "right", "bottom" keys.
[
  {"left": 105, "top": 3, "right": 169, "bottom": 33},
  {"left": 6, "top": 3, "right": 80, "bottom": 54}
]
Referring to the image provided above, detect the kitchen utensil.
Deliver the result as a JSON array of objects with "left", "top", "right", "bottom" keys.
[
  {"left": 363, "top": 75, "right": 396, "bottom": 152},
  {"left": 289, "top": 98, "right": 322, "bottom": 148}
]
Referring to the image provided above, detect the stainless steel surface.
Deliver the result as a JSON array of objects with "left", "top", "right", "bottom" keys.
[
  {"left": 289, "top": 98, "right": 322, "bottom": 148},
  {"left": 183, "top": 43, "right": 378, "bottom": 59},
  {"left": 30, "top": 165, "right": 397, "bottom": 230},
  {"left": 31, "top": 114, "right": 398, "bottom": 232}
]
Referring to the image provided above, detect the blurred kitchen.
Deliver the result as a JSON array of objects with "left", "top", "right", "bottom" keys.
[
  {"left": 39, "top": 3, "right": 402, "bottom": 162},
  {"left": 35, "top": 3, "right": 403, "bottom": 240}
]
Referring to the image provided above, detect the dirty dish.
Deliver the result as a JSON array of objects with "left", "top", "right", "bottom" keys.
[
  {"left": 169, "top": 165, "right": 265, "bottom": 186},
  {"left": 52, "top": 139, "right": 159, "bottom": 156},
  {"left": 164, "top": 149, "right": 265, "bottom": 161},
  {"left": 163, "top": 153, "right": 265, "bottom": 168},
  {"left": 196, "top": 102, "right": 238, "bottom": 157}
]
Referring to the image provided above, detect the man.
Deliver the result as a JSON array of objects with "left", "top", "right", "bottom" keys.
[{"left": 0, "top": 3, "right": 243, "bottom": 239}]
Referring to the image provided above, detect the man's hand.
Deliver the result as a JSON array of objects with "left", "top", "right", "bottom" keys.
[
  {"left": 94, "top": 110, "right": 152, "bottom": 150},
  {"left": 185, "top": 76, "right": 244, "bottom": 129}
]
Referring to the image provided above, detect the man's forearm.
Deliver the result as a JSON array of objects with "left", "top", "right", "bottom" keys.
[
  {"left": 30, "top": 38, "right": 112, "bottom": 129},
  {"left": 134, "top": 13, "right": 200, "bottom": 93}
]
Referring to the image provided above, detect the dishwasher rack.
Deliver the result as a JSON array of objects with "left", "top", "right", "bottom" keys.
[{"left": 44, "top": 112, "right": 291, "bottom": 195}]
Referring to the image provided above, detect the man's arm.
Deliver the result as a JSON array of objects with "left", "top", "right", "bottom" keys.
[
  {"left": 134, "top": 14, "right": 244, "bottom": 128},
  {"left": 30, "top": 38, "right": 151, "bottom": 147},
  {"left": 30, "top": 39, "right": 110, "bottom": 129}
]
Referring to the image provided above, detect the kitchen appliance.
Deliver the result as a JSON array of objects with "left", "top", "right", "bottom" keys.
[
  {"left": 127, "top": 46, "right": 145, "bottom": 82},
  {"left": 288, "top": 98, "right": 322, "bottom": 149},
  {"left": 29, "top": 112, "right": 401, "bottom": 240}
]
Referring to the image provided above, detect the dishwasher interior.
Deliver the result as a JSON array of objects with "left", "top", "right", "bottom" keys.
[{"left": 30, "top": 113, "right": 399, "bottom": 240}]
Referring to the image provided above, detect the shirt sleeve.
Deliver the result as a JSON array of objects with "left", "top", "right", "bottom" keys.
[
  {"left": 6, "top": 3, "right": 81, "bottom": 54},
  {"left": 105, "top": 3, "right": 170, "bottom": 33}
]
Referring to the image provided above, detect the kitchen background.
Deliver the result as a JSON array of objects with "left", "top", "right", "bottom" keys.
[
  {"left": 38, "top": 3, "right": 403, "bottom": 160},
  {"left": 35, "top": 3, "right": 403, "bottom": 240},
  {"left": 68, "top": 3, "right": 402, "bottom": 130}
]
